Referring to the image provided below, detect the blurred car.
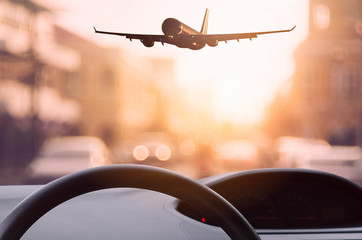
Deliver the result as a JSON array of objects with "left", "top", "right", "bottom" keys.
[
  {"left": 128, "top": 132, "right": 175, "bottom": 165},
  {"left": 26, "top": 136, "right": 109, "bottom": 183},
  {"left": 276, "top": 137, "right": 362, "bottom": 183},
  {"left": 302, "top": 145, "right": 362, "bottom": 183},
  {"left": 276, "top": 136, "right": 331, "bottom": 168}
]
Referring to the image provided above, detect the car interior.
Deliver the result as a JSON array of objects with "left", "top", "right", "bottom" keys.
[
  {"left": 1, "top": 165, "right": 362, "bottom": 239},
  {"left": 1, "top": 0, "right": 362, "bottom": 239}
]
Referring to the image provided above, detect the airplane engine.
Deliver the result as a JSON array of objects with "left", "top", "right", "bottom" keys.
[
  {"left": 206, "top": 39, "right": 218, "bottom": 47},
  {"left": 141, "top": 37, "right": 154, "bottom": 47},
  {"left": 190, "top": 40, "right": 205, "bottom": 50}
]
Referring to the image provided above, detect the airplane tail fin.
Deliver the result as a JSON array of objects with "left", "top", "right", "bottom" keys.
[{"left": 200, "top": 8, "right": 209, "bottom": 34}]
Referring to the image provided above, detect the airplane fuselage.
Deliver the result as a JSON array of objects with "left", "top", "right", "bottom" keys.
[{"left": 162, "top": 18, "right": 213, "bottom": 50}]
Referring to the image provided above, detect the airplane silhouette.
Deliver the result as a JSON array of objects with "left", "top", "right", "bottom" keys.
[{"left": 93, "top": 9, "right": 296, "bottom": 50}]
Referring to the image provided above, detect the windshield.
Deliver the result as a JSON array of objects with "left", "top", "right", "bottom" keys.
[{"left": 1, "top": 0, "right": 362, "bottom": 186}]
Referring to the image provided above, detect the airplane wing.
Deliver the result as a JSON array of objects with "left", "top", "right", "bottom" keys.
[
  {"left": 205, "top": 25, "right": 296, "bottom": 42},
  {"left": 93, "top": 27, "right": 166, "bottom": 43}
]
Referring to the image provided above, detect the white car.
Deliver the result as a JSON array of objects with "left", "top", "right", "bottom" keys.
[
  {"left": 304, "top": 145, "right": 362, "bottom": 182},
  {"left": 27, "top": 136, "right": 109, "bottom": 183}
]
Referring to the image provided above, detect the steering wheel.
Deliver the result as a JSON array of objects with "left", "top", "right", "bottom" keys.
[{"left": 0, "top": 165, "right": 260, "bottom": 240}]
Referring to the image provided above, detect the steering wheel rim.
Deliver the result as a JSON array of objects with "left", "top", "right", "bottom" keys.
[{"left": 0, "top": 165, "right": 260, "bottom": 240}]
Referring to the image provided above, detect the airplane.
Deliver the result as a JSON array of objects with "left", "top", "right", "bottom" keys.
[{"left": 93, "top": 8, "right": 296, "bottom": 50}]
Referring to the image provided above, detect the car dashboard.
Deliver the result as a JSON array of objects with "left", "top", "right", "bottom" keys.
[
  {"left": 0, "top": 166, "right": 362, "bottom": 240},
  {"left": 178, "top": 169, "right": 362, "bottom": 229}
]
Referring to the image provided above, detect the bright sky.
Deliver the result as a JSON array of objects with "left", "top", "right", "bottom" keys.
[{"left": 47, "top": 0, "right": 309, "bottom": 125}]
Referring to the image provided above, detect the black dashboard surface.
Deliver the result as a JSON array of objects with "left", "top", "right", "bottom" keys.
[
  {"left": 1, "top": 167, "right": 362, "bottom": 239},
  {"left": 177, "top": 169, "right": 362, "bottom": 229}
]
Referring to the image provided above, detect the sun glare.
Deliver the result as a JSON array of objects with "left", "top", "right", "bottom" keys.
[
  {"left": 213, "top": 78, "right": 265, "bottom": 124},
  {"left": 50, "top": 0, "right": 308, "bottom": 126},
  {"left": 172, "top": 1, "right": 308, "bottom": 126}
]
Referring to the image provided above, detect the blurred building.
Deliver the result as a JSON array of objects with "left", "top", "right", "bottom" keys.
[
  {"left": 45, "top": 26, "right": 175, "bottom": 147},
  {"left": 266, "top": 0, "right": 362, "bottom": 146},
  {"left": 117, "top": 56, "right": 174, "bottom": 142},
  {"left": 0, "top": 0, "right": 81, "bottom": 169},
  {"left": 147, "top": 58, "right": 175, "bottom": 132},
  {"left": 0, "top": 0, "right": 176, "bottom": 162},
  {"left": 53, "top": 26, "right": 122, "bottom": 145},
  {"left": 0, "top": 0, "right": 80, "bottom": 123}
]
